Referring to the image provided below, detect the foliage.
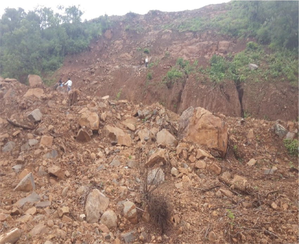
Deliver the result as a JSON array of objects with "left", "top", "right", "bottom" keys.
[
  {"left": 283, "top": 139, "right": 298, "bottom": 157},
  {"left": 0, "top": 6, "right": 110, "bottom": 82},
  {"left": 147, "top": 72, "right": 153, "bottom": 80},
  {"left": 143, "top": 48, "right": 150, "bottom": 54},
  {"left": 201, "top": 42, "right": 298, "bottom": 85}
]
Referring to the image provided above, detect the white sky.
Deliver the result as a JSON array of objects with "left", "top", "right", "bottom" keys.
[{"left": 0, "top": 0, "right": 231, "bottom": 21}]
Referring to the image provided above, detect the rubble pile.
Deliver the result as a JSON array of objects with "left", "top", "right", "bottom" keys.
[{"left": 0, "top": 77, "right": 298, "bottom": 244}]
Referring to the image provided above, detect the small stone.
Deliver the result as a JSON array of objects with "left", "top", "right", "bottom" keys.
[
  {"left": 0, "top": 228, "right": 21, "bottom": 244},
  {"left": 48, "top": 165, "right": 64, "bottom": 179},
  {"left": 195, "top": 160, "right": 206, "bottom": 169},
  {"left": 247, "top": 158, "right": 257, "bottom": 166},
  {"left": 28, "top": 109, "right": 42, "bottom": 122},
  {"left": 36, "top": 201, "right": 51, "bottom": 208},
  {"left": 271, "top": 202, "right": 278, "bottom": 210},
  {"left": 123, "top": 201, "right": 138, "bottom": 224},
  {"left": 100, "top": 210, "right": 118, "bottom": 228},
  {"left": 2, "top": 141, "right": 15, "bottom": 152},
  {"left": 25, "top": 207, "right": 37, "bottom": 215},
  {"left": 207, "top": 162, "right": 222, "bottom": 175},
  {"left": 85, "top": 189, "right": 109, "bottom": 223},
  {"left": 40, "top": 135, "right": 53, "bottom": 148},
  {"left": 14, "top": 172, "right": 35, "bottom": 192},
  {"left": 171, "top": 167, "right": 179, "bottom": 177}
]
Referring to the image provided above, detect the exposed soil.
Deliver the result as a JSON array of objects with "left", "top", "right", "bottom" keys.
[
  {"left": 50, "top": 4, "right": 298, "bottom": 121},
  {"left": 0, "top": 74, "right": 298, "bottom": 244},
  {"left": 0, "top": 3, "right": 298, "bottom": 244}
]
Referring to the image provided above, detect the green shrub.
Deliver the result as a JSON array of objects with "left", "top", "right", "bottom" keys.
[
  {"left": 284, "top": 139, "right": 298, "bottom": 156},
  {"left": 167, "top": 68, "right": 183, "bottom": 81},
  {"left": 147, "top": 72, "right": 153, "bottom": 80},
  {"left": 144, "top": 48, "right": 150, "bottom": 54}
]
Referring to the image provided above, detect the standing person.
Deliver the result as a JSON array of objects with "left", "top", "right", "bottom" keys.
[
  {"left": 59, "top": 78, "right": 63, "bottom": 87},
  {"left": 145, "top": 56, "right": 148, "bottom": 68},
  {"left": 64, "top": 78, "right": 72, "bottom": 92}
]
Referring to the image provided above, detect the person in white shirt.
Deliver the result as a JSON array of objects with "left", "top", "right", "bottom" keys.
[{"left": 64, "top": 78, "right": 72, "bottom": 92}]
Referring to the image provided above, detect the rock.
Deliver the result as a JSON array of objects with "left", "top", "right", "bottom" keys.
[
  {"left": 100, "top": 210, "right": 117, "bottom": 229},
  {"left": 28, "top": 109, "right": 43, "bottom": 122},
  {"left": 76, "top": 128, "right": 92, "bottom": 142},
  {"left": 122, "top": 120, "right": 136, "bottom": 131},
  {"left": 145, "top": 149, "right": 167, "bottom": 167},
  {"left": 285, "top": 132, "right": 296, "bottom": 140},
  {"left": 25, "top": 207, "right": 37, "bottom": 215},
  {"left": 110, "top": 158, "right": 121, "bottom": 167},
  {"left": 138, "top": 128, "right": 150, "bottom": 142},
  {"left": 36, "top": 201, "right": 51, "bottom": 208},
  {"left": 231, "top": 175, "right": 247, "bottom": 191},
  {"left": 104, "top": 125, "right": 132, "bottom": 146},
  {"left": 179, "top": 107, "right": 228, "bottom": 157},
  {"left": 271, "top": 202, "right": 278, "bottom": 210},
  {"left": 247, "top": 158, "right": 257, "bottom": 166},
  {"left": 0, "top": 228, "right": 21, "bottom": 244},
  {"left": 247, "top": 129, "right": 255, "bottom": 140},
  {"left": 171, "top": 167, "right": 179, "bottom": 176},
  {"left": 29, "top": 139, "right": 39, "bottom": 146},
  {"left": 15, "top": 191, "right": 41, "bottom": 208},
  {"left": 121, "top": 231, "right": 136, "bottom": 243},
  {"left": 2, "top": 141, "right": 15, "bottom": 152},
  {"left": 219, "top": 188, "right": 234, "bottom": 198},
  {"left": 48, "top": 165, "right": 64, "bottom": 179},
  {"left": 156, "top": 129, "right": 178, "bottom": 147},
  {"left": 12, "top": 164, "right": 23, "bottom": 173},
  {"left": 40, "top": 135, "right": 53, "bottom": 148},
  {"left": 195, "top": 160, "right": 207, "bottom": 169},
  {"left": 274, "top": 122, "right": 288, "bottom": 138},
  {"left": 43, "top": 149, "right": 58, "bottom": 159},
  {"left": 207, "top": 162, "right": 222, "bottom": 175},
  {"left": 264, "top": 166, "right": 277, "bottom": 175},
  {"left": 28, "top": 74, "right": 43, "bottom": 87},
  {"left": 14, "top": 172, "right": 35, "bottom": 192},
  {"left": 24, "top": 88, "right": 44, "bottom": 98},
  {"left": 29, "top": 223, "right": 47, "bottom": 236},
  {"left": 248, "top": 63, "right": 258, "bottom": 70},
  {"left": 16, "top": 214, "right": 32, "bottom": 223},
  {"left": 78, "top": 110, "right": 99, "bottom": 130},
  {"left": 85, "top": 189, "right": 109, "bottom": 223},
  {"left": 196, "top": 148, "right": 213, "bottom": 159},
  {"left": 147, "top": 167, "right": 165, "bottom": 185},
  {"left": 123, "top": 201, "right": 138, "bottom": 224}
]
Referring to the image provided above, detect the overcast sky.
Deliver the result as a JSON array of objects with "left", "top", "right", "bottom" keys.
[{"left": 0, "top": 0, "right": 231, "bottom": 21}]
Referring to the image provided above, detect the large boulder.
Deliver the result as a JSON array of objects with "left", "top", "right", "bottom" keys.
[
  {"left": 78, "top": 110, "right": 99, "bottom": 130},
  {"left": 24, "top": 88, "right": 44, "bottom": 98},
  {"left": 104, "top": 125, "right": 131, "bottom": 146},
  {"left": 179, "top": 107, "right": 228, "bottom": 157},
  {"left": 28, "top": 75, "right": 43, "bottom": 87}
]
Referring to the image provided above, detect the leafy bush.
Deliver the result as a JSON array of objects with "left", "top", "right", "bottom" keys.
[
  {"left": 284, "top": 139, "right": 298, "bottom": 156},
  {"left": 167, "top": 68, "right": 183, "bottom": 81}
]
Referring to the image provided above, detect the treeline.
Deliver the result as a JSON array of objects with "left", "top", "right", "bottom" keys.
[
  {"left": 215, "top": 1, "right": 298, "bottom": 50},
  {"left": 0, "top": 6, "right": 110, "bottom": 82}
]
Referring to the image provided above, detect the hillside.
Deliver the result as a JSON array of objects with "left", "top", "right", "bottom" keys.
[{"left": 49, "top": 3, "right": 298, "bottom": 121}]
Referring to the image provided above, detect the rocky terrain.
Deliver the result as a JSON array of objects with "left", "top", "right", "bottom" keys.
[{"left": 0, "top": 73, "right": 298, "bottom": 244}]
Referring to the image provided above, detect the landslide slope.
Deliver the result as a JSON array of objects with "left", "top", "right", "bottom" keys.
[{"left": 51, "top": 3, "right": 298, "bottom": 121}]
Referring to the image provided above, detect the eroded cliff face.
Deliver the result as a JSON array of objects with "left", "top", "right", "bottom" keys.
[{"left": 53, "top": 4, "right": 298, "bottom": 121}]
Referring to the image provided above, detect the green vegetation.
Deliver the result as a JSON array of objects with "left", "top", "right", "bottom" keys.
[
  {"left": 200, "top": 42, "right": 298, "bottom": 85},
  {"left": 284, "top": 139, "right": 298, "bottom": 157},
  {"left": 0, "top": 6, "right": 110, "bottom": 82},
  {"left": 163, "top": 57, "right": 197, "bottom": 88},
  {"left": 116, "top": 88, "right": 122, "bottom": 100},
  {"left": 226, "top": 209, "right": 235, "bottom": 226},
  {"left": 147, "top": 71, "right": 153, "bottom": 80}
]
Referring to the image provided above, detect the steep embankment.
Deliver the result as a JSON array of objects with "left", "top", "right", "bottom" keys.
[{"left": 52, "top": 3, "right": 298, "bottom": 121}]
